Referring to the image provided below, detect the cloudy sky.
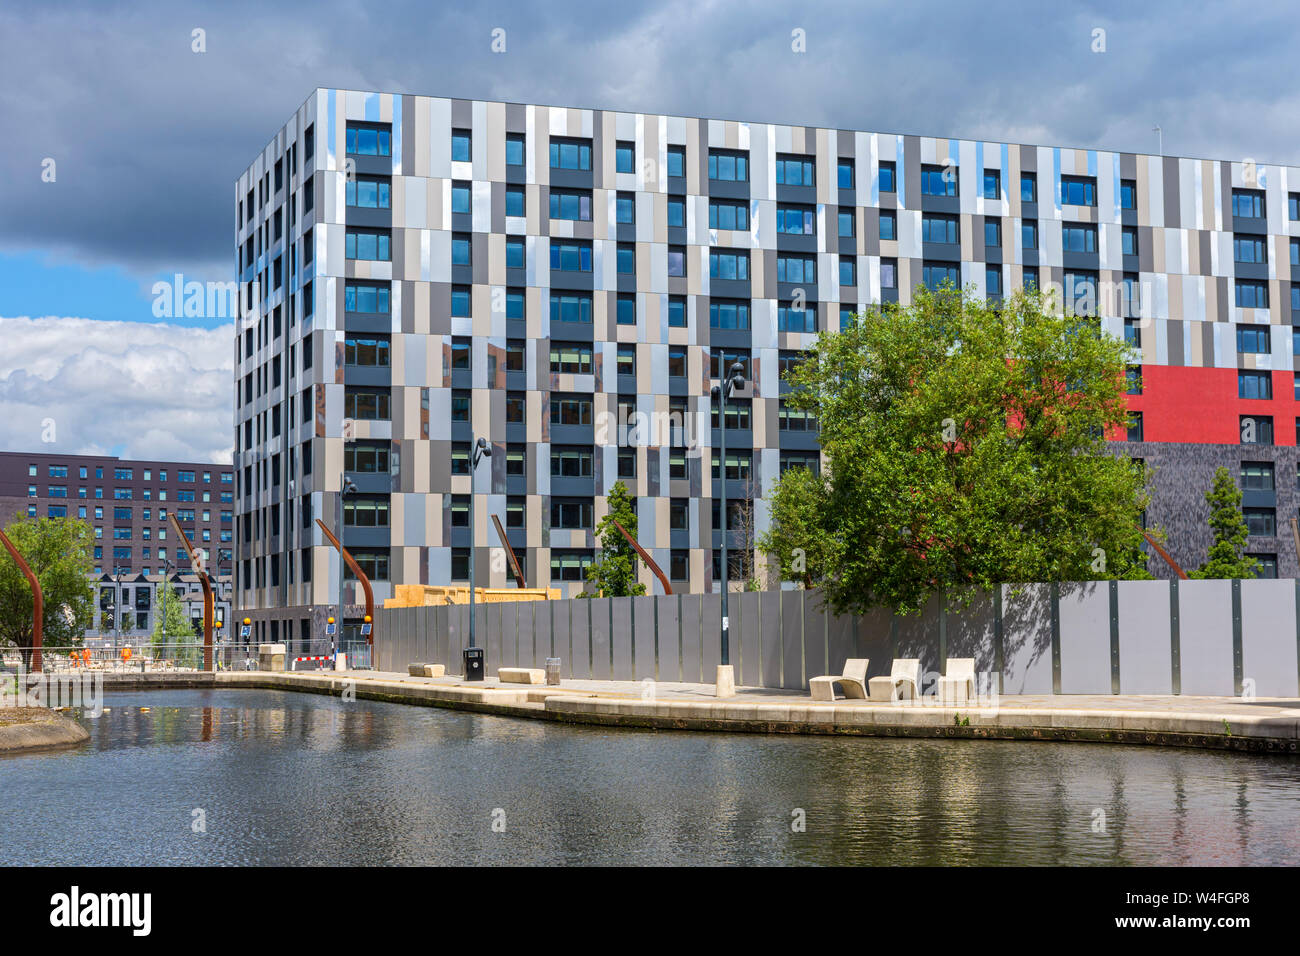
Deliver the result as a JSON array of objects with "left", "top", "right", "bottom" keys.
[{"left": 1, "top": 0, "right": 1296, "bottom": 464}]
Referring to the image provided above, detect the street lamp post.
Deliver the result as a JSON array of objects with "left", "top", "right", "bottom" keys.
[
  {"left": 335, "top": 471, "right": 358, "bottom": 667},
  {"left": 465, "top": 436, "right": 491, "bottom": 680},
  {"left": 710, "top": 361, "right": 746, "bottom": 698}
]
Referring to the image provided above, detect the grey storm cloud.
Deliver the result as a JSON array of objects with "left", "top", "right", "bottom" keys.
[{"left": 2, "top": 0, "right": 1299, "bottom": 284}]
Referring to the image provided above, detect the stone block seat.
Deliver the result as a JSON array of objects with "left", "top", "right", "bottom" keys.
[
  {"left": 868, "top": 658, "right": 921, "bottom": 702},
  {"left": 498, "top": 667, "right": 546, "bottom": 685},
  {"left": 808, "top": 658, "right": 870, "bottom": 701}
]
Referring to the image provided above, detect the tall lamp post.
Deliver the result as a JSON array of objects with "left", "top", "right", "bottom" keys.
[
  {"left": 335, "top": 472, "right": 359, "bottom": 667},
  {"left": 111, "top": 565, "right": 126, "bottom": 658},
  {"left": 710, "top": 361, "right": 746, "bottom": 698},
  {"left": 465, "top": 436, "right": 491, "bottom": 681}
]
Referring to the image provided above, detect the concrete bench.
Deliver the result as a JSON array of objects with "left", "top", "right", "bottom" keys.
[
  {"left": 869, "top": 658, "right": 920, "bottom": 702},
  {"left": 407, "top": 663, "right": 446, "bottom": 678},
  {"left": 809, "top": 658, "right": 869, "bottom": 701},
  {"left": 937, "top": 658, "right": 976, "bottom": 704},
  {"left": 498, "top": 667, "right": 546, "bottom": 685}
]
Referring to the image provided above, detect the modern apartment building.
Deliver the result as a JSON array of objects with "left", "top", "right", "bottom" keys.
[
  {"left": 0, "top": 451, "right": 234, "bottom": 579},
  {"left": 235, "top": 88, "right": 1300, "bottom": 643},
  {"left": 88, "top": 572, "right": 234, "bottom": 648}
]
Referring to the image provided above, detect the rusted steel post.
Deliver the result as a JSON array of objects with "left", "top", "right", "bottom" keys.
[
  {"left": 1141, "top": 529, "right": 1188, "bottom": 581},
  {"left": 316, "top": 519, "right": 374, "bottom": 646},
  {"left": 491, "top": 514, "right": 527, "bottom": 588},
  {"left": 611, "top": 518, "right": 672, "bottom": 595},
  {"left": 0, "top": 527, "right": 43, "bottom": 671},
  {"left": 168, "top": 514, "right": 214, "bottom": 671}
]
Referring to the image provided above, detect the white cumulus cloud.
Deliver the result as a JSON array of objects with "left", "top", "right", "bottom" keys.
[{"left": 0, "top": 316, "right": 233, "bottom": 464}]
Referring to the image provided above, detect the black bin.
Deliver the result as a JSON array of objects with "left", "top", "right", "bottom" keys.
[{"left": 463, "top": 646, "right": 485, "bottom": 682}]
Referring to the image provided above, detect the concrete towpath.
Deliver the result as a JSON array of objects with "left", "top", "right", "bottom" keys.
[{"left": 99, "top": 668, "right": 1297, "bottom": 755}]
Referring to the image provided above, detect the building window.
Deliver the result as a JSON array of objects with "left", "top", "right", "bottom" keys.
[
  {"left": 667, "top": 145, "right": 686, "bottom": 178},
  {"left": 982, "top": 169, "right": 1001, "bottom": 199},
  {"left": 550, "top": 447, "right": 593, "bottom": 478},
  {"left": 549, "top": 395, "right": 593, "bottom": 426},
  {"left": 550, "top": 189, "right": 592, "bottom": 222},
  {"left": 1234, "top": 235, "right": 1268, "bottom": 264},
  {"left": 839, "top": 256, "right": 857, "bottom": 286},
  {"left": 450, "top": 390, "right": 471, "bottom": 423},
  {"left": 615, "top": 140, "right": 635, "bottom": 174},
  {"left": 709, "top": 299, "right": 750, "bottom": 331},
  {"left": 708, "top": 149, "right": 749, "bottom": 182},
  {"left": 505, "top": 132, "right": 525, "bottom": 166},
  {"left": 1241, "top": 462, "right": 1275, "bottom": 492},
  {"left": 879, "top": 211, "right": 896, "bottom": 240},
  {"left": 1244, "top": 508, "right": 1276, "bottom": 537},
  {"left": 669, "top": 296, "right": 687, "bottom": 328},
  {"left": 505, "top": 186, "right": 525, "bottom": 217},
  {"left": 505, "top": 391, "right": 525, "bottom": 424},
  {"left": 1062, "top": 223, "right": 1098, "bottom": 253},
  {"left": 451, "top": 233, "right": 472, "bottom": 266},
  {"left": 922, "top": 263, "right": 959, "bottom": 291},
  {"left": 777, "top": 302, "right": 816, "bottom": 333},
  {"left": 550, "top": 499, "right": 593, "bottom": 530},
  {"left": 1122, "top": 226, "right": 1138, "bottom": 257},
  {"left": 984, "top": 219, "right": 1001, "bottom": 247},
  {"left": 451, "top": 183, "right": 471, "bottom": 214},
  {"left": 1022, "top": 222, "right": 1038, "bottom": 250},
  {"left": 1232, "top": 189, "right": 1264, "bottom": 218},
  {"left": 1251, "top": 554, "right": 1278, "bottom": 578},
  {"left": 505, "top": 446, "right": 526, "bottom": 477},
  {"left": 985, "top": 266, "right": 1002, "bottom": 296},
  {"left": 1020, "top": 173, "right": 1037, "bottom": 203},
  {"left": 1126, "top": 366, "right": 1143, "bottom": 395},
  {"left": 345, "top": 123, "right": 391, "bottom": 157},
  {"left": 1237, "top": 325, "right": 1269, "bottom": 354},
  {"left": 776, "top": 154, "right": 815, "bottom": 186},
  {"left": 451, "top": 286, "right": 471, "bottom": 317},
  {"left": 549, "top": 342, "right": 593, "bottom": 375},
  {"left": 616, "top": 243, "right": 635, "bottom": 274},
  {"left": 345, "top": 388, "right": 390, "bottom": 421},
  {"left": 710, "top": 250, "right": 749, "bottom": 281},
  {"left": 837, "top": 160, "right": 854, "bottom": 189},
  {"left": 550, "top": 293, "right": 592, "bottom": 323},
  {"left": 345, "top": 282, "right": 390, "bottom": 314},
  {"left": 878, "top": 161, "right": 896, "bottom": 193},
  {"left": 506, "top": 238, "right": 525, "bottom": 270},
  {"left": 880, "top": 258, "right": 897, "bottom": 289},
  {"left": 669, "top": 550, "right": 689, "bottom": 581},
  {"left": 837, "top": 211, "right": 854, "bottom": 237},
  {"left": 777, "top": 254, "right": 816, "bottom": 284},
  {"left": 776, "top": 205, "right": 815, "bottom": 235},
  {"left": 1120, "top": 179, "right": 1137, "bottom": 210},
  {"left": 344, "top": 498, "right": 390, "bottom": 528},
  {"left": 921, "top": 164, "right": 957, "bottom": 197},
  {"left": 921, "top": 214, "right": 958, "bottom": 244},
  {"left": 550, "top": 241, "right": 592, "bottom": 273},
  {"left": 550, "top": 550, "right": 594, "bottom": 582},
  {"left": 709, "top": 199, "right": 748, "bottom": 231},
  {"left": 549, "top": 137, "right": 592, "bottom": 171},
  {"left": 1238, "top": 370, "right": 1272, "bottom": 400},
  {"left": 345, "top": 229, "right": 391, "bottom": 262},
  {"left": 1127, "top": 411, "right": 1144, "bottom": 442},
  {"left": 345, "top": 335, "right": 390, "bottom": 367},
  {"left": 619, "top": 449, "right": 637, "bottom": 479},
  {"left": 1061, "top": 175, "right": 1097, "bottom": 206},
  {"left": 616, "top": 294, "right": 636, "bottom": 326},
  {"left": 667, "top": 196, "right": 685, "bottom": 228},
  {"left": 345, "top": 176, "right": 390, "bottom": 209},
  {"left": 1240, "top": 414, "right": 1274, "bottom": 445}
]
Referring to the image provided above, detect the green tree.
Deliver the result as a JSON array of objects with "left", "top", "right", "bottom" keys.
[
  {"left": 0, "top": 517, "right": 94, "bottom": 668},
  {"left": 1190, "top": 466, "right": 1259, "bottom": 579},
  {"left": 151, "top": 585, "right": 200, "bottom": 664},
  {"left": 584, "top": 480, "right": 647, "bottom": 597},
  {"left": 760, "top": 285, "right": 1155, "bottom": 615}
]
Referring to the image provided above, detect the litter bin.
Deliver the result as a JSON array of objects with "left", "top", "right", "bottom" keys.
[
  {"left": 545, "top": 658, "right": 562, "bottom": 686},
  {"left": 463, "top": 646, "right": 485, "bottom": 682}
]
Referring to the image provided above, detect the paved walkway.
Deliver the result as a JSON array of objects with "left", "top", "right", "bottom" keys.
[{"left": 198, "top": 669, "right": 1300, "bottom": 754}]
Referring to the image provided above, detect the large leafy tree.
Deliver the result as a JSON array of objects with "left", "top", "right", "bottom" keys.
[
  {"left": 1190, "top": 466, "right": 1258, "bottom": 579},
  {"left": 584, "top": 480, "right": 647, "bottom": 597},
  {"left": 760, "top": 285, "right": 1155, "bottom": 615},
  {"left": 0, "top": 517, "right": 94, "bottom": 668}
]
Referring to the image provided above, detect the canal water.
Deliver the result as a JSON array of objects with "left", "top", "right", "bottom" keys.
[{"left": 2, "top": 689, "right": 1298, "bottom": 866}]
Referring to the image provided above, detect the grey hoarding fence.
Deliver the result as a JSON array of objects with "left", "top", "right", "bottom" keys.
[{"left": 374, "top": 580, "right": 1300, "bottom": 697}]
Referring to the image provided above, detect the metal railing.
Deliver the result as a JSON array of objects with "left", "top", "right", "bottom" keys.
[{"left": 5, "top": 644, "right": 266, "bottom": 673}]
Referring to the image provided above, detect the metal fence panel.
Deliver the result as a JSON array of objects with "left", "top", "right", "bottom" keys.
[
  {"left": 895, "top": 594, "right": 940, "bottom": 693},
  {"left": 827, "top": 600, "right": 855, "bottom": 677},
  {"left": 946, "top": 591, "right": 997, "bottom": 675},
  {"left": 760, "top": 590, "right": 783, "bottom": 688},
  {"left": 803, "top": 590, "right": 830, "bottom": 680},
  {"left": 681, "top": 595, "right": 703, "bottom": 684},
  {"left": 632, "top": 596, "right": 657, "bottom": 681},
  {"left": 857, "top": 608, "right": 894, "bottom": 679},
  {"left": 1000, "top": 584, "right": 1054, "bottom": 694},
  {"left": 780, "top": 590, "right": 806, "bottom": 689},
  {"left": 1178, "top": 579, "right": 1234, "bottom": 696},
  {"left": 1058, "top": 582, "right": 1112, "bottom": 694},
  {"left": 611, "top": 597, "right": 634, "bottom": 680},
  {"left": 1240, "top": 579, "right": 1299, "bottom": 697},
  {"left": 701, "top": 592, "right": 723, "bottom": 679},
  {"left": 589, "top": 598, "right": 612, "bottom": 680},
  {"left": 657, "top": 595, "right": 683, "bottom": 683},
  {"left": 1117, "top": 580, "right": 1174, "bottom": 695},
  {"left": 735, "top": 591, "right": 763, "bottom": 687}
]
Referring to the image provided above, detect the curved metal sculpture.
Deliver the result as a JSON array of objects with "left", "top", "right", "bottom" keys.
[
  {"left": 0, "top": 527, "right": 43, "bottom": 671},
  {"left": 1141, "top": 529, "right": 1188, "bottom": 580},
  {"left": 611, "top": 518, "right": 672, "bottom": 595},
  {"left": 167, "top": 513, "right": 214, "bottom": 671},
  {"left": 491, "top": 513, "right": 528, "bottom": 588},
  {"left": 316, "top": 518, "right": 375, "bottom": 647}
]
